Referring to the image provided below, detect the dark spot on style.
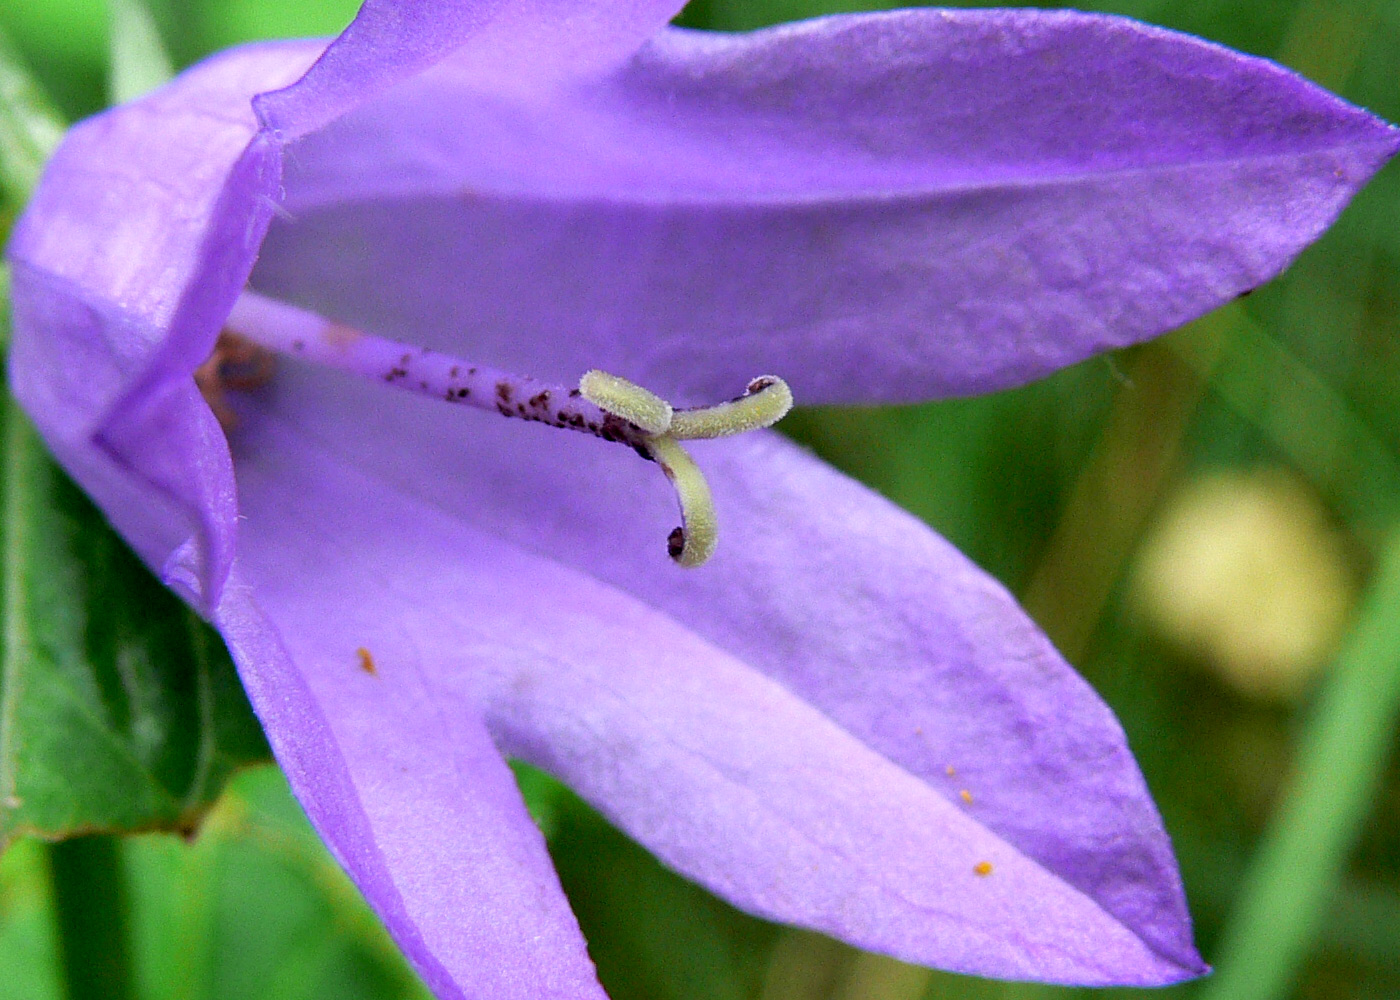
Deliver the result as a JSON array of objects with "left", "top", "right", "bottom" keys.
[
  {"left": 456, "top": 387, "right": 470, "bottom": 398},
  {"left": 528, "top": 391, "right": 550, "bottom": 409},
  {"left": 399, "top": 353, "right": 412, "bottom": 365},
  {"left": 569, "top": 388, "right": 582, "bottom": 398},
  {"left": 600, "top": 413, "right": 638, "bottom": 444},
  {"left": 292, "top": 339, "right": 305, "bottom": 351},
  {"left": 496, "top": 381, "right": 512, "bottom": 402},
  {"left": 496, "top": 402, "right": 513, "bottom": 417},
  {"left": 419, "top": 380, "right": 428, "bottom": 389},
  {"left": 667, "top": 528, "right": 686, "bottom": 559},
  {"left": 449, "top": 365, "right": 460, "bottom": 377},
  {"left": 468, "top": 367, "right": 477, "bottom": 375},
  {"left": 632, "top": 443, "right": 653, "bottom": 460}
]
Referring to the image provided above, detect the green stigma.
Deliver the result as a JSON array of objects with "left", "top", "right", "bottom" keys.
[{"left": 579, "top": 370, "right": 794, "bottom": 567}]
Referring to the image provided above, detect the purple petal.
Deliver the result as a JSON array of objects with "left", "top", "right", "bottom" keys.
[
  {"left": 256, "top": 8, "right": 1398, "bottom": 403},
  {"left": 227, "top": 396, "right": 1198, "bottom": 985},
  {"left": 215, "top": 576, "right": 602, "bottom": 1000},
  {"left": 240, "top": 357, "right": 1205, "bottom": 981},
  {"left": 9, "top": 41, "right": 321, "bottom": 604},
  {"left": 257, "top": 0, "right": 689, "bottom": 140}
]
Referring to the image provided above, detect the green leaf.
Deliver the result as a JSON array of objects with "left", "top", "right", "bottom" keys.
[
  {"left": 0, "top": 324, "right": 271, "bottom": 846},
  {"left": 0, "top": 28, "right": 64, "bottom": 209},
  {"left": 107, "top": 0, "right": 174, "bottom": 105},
  {"left": 126, "top": 767, "right": 431, "bottom": 1000}
]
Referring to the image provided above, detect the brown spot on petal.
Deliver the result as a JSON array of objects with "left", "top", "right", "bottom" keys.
[{"left": 356, "top": 647, "right": 377, "bottom": 676}]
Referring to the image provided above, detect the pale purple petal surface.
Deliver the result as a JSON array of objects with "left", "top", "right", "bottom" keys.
[
  {"left": 255, "top": 9, "right": 1399, "bottom": 403},
  {"left": 9, "top": 41, "right": 323, "bottom": 602},
  {"left": 257, "top": 0, "right": 687, "bottom": 139},
  {"left": 249, "top": 357, "right": 1204, "bottom": 977},
  {"left": 231, "top": 399, "right": 1192, "bottom": 984},
  {"left": 9, "top": 1, "right": 1395, "bottom": 996}
]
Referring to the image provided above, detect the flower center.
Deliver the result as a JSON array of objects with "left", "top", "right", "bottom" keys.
[{"left": 218, "top": 292, "right": 792, "bottom": 567}]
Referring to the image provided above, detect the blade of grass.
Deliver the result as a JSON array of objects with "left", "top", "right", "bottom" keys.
[
  {"left": 0, "top": 29, "right": 64, "bottom": 208},
  {"left": 49, "top": 836, "right": 133, "bottom": 1000},
  {"left": 1199, "top": 529, "right": 1400, "bottom": 1000},
  {"left": 107, "top": 0, "right": 174, "bottom": 105}
]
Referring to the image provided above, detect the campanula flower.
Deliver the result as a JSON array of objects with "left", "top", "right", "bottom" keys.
[{"left": 8, "top": 1, "right": 1396, "bottom": 996}]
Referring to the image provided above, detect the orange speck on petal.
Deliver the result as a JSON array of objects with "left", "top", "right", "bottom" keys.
[
  {"left": 974, "top": 861, "right": 993, "bottom": 877},
  {"left": 356, "top": 647, "right": 377, "bottom": 675},
  {"left": 945, "top": 765, "right": 956, "bottom": 777},
  {"left": 959, "top": 789, "right": 974, "bottom": 805}
]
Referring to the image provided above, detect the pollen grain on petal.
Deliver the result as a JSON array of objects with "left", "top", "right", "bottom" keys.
[
  {"left": 356, "top": 647, "right": 377, "bottom": 676},
  {"left": 960, "top": 789, "right": 974, "bottom": 805},
  {"left": 974, "top": 861, "right": 993, "bottom": 877}
]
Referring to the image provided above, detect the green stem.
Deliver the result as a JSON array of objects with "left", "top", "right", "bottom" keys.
[
  {"left": 48, "top": 835, "right": 134, "bottom": 1000},
  {"left": 1200, "top": 530, "right": 1400, "bottom": 1000}
]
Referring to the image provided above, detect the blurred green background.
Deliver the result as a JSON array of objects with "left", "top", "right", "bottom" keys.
[{"left": 1, "top": 1, "right": 1398, "bottom": 999}]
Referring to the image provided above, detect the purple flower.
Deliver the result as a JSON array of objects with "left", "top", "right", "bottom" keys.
[{"left": 8, "top": 1, "right": 1395, "bottom": 996}]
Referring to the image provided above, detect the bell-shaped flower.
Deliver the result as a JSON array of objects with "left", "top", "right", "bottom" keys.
[{"left": 8, "top": 1, "right": 1396, "bottom": 996}]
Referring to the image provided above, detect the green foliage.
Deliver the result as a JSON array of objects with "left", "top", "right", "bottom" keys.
[
  {"left": 0, "top": 394, "right": 271, "bottom": 846},
  {"left": 0, "top": 767, "right": 433, "bottom": 1000},
  {"left": 0, "top": 27, "right": 63, "bottom": 207},
  {"left": 1202, "top": 533, "right": 1400, "bottom": 1000}
]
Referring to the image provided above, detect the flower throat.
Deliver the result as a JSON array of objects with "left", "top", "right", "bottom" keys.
[{"left": 211, "top": 293, "right": 793, "bottom": 567}]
